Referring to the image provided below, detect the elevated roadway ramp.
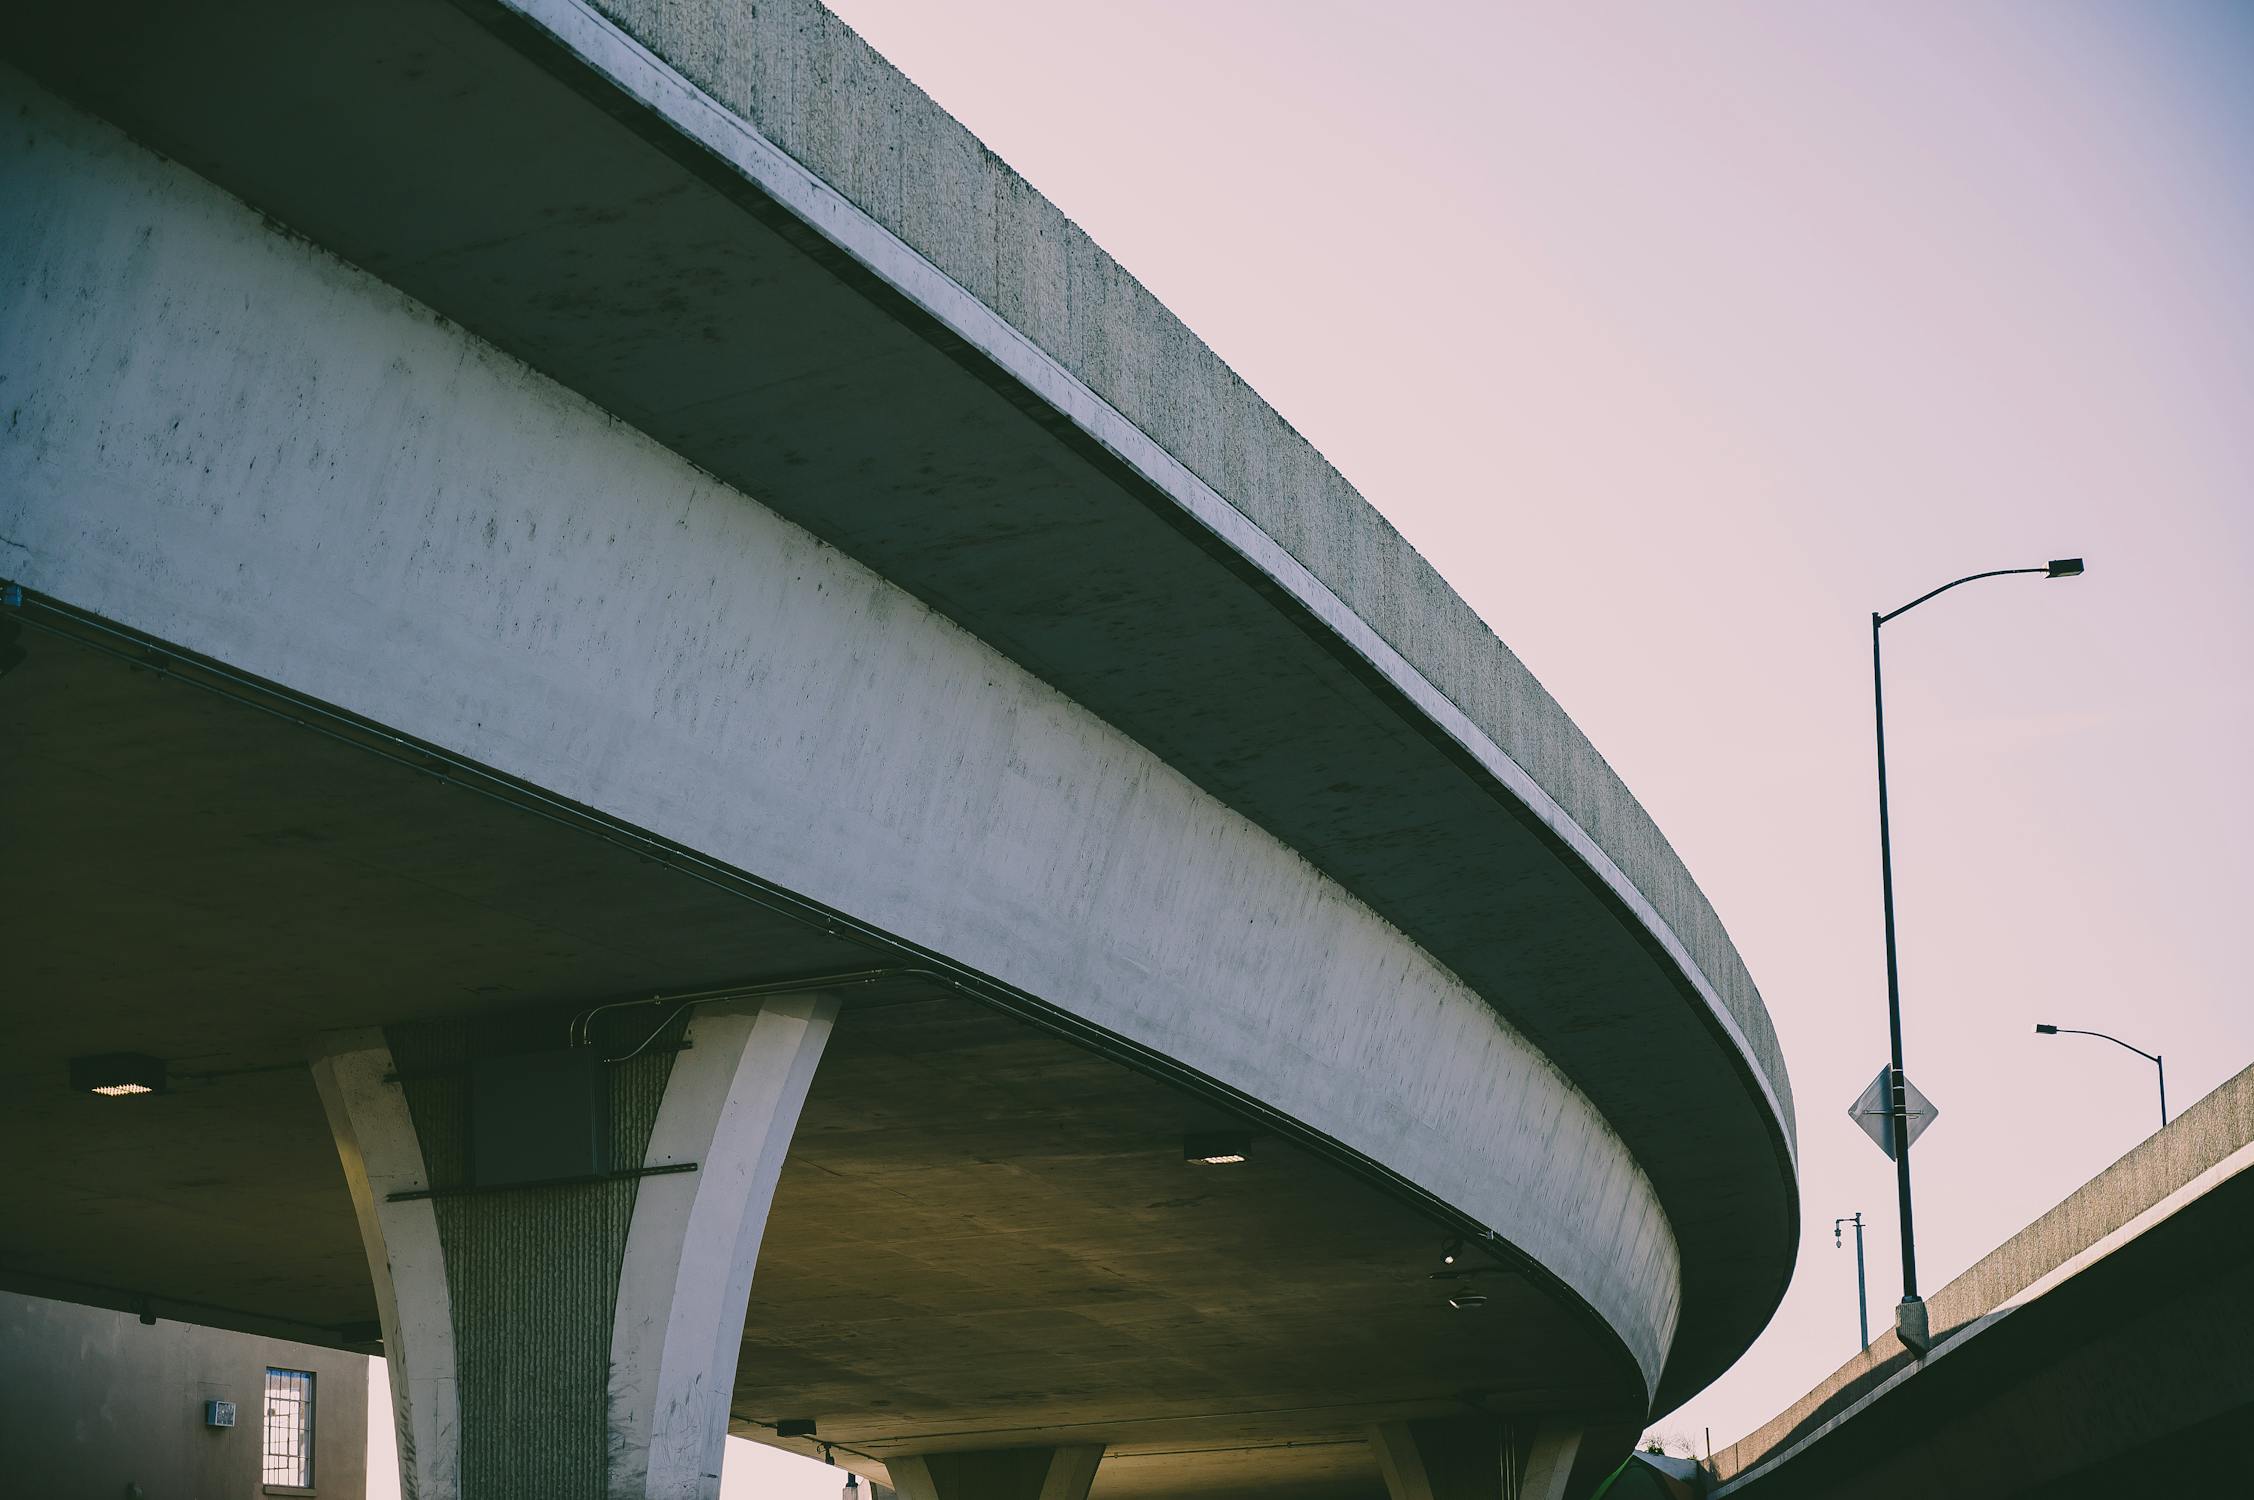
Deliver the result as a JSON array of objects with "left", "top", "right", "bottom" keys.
[
  {"left": 2, "top": 3, "right": 1796, "bottom": 1495},
  {"left": 1711, "top": 1062, "right": 2254, "bottom": 1498}
]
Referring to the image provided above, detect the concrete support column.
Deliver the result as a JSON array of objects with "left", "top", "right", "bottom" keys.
[
  {"left": 885, "top": 1446, "right": 1105, "bottom": 1500},
  {"left": 1370, "top": 1418, "right": 1585, "bottom": 1500},
  {"left": 1512, "top": 1426, "right": 1581, "bottom": 1500},
  {"left": 312, "top": 994, "right": 838, "bottom": 1500}
]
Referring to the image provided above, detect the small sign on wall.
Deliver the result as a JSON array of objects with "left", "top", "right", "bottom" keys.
[{"left": 204, "top": 1399, "right": 236, "bottom": 1428}]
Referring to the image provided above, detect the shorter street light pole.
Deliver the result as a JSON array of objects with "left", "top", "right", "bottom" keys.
[
  {"left": 1834, "top": 1213, "right": 1869, "bottom": 1351},
  {"left": 2035, "top": 1024, "right": 2168, "bottom": 1131}
]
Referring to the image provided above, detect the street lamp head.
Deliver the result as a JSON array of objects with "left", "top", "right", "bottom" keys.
[
  {"left": 2045, "top": 558, "right": 2085, "bottom": 578},
  {"left": 2034, "top": 1023, "right": 2059, "bottom": 1035}
]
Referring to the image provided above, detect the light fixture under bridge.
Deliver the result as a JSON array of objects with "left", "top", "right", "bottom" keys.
[{"left": 69, "top": 1053, "right": 167, "bottom": 1096}]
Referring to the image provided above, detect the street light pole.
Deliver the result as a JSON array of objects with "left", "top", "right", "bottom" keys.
[
  {"left": 1871, "top": 558, "right": 2082, "bottom": 1353},
  {"left": 2035, "top": 1024, "right": 2168, "bottom": 1131},
  {"left": 1870, "top": 613, "right": 1919, "bottom": 1333},
  {"left": 1834, "top": 1213, "right": 1869, "bottom": 1351}
]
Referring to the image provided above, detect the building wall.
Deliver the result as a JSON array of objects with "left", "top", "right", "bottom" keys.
[{"left": 0, "top": 1291, "right": 367, "bottom": 1500}]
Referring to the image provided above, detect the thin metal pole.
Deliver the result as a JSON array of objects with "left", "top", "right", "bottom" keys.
[
  {"left": 1853, "top": 1213, "right": 1869, "bottom": 1350},
  {"left": 2158, "top": 1055, "right": 2168, "bottom": 1130},
  {"left": 1836, "top": 1213, "right": 1870, "bottom": 1350},
  {"left": 1873, "top": 614, "right": 1922, "bottom": 1312}
]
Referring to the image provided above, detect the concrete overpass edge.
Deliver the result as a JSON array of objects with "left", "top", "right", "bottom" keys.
[
  {"left": 490, "top": 0, "right": 1795, "bottom": 1184},
  {"left": 1711, "top": 1133, "right": 2254, "bottom": 1496}
]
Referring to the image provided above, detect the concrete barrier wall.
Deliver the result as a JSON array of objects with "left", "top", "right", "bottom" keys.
[{"left": 1711, "top": 1059, "right": 2254, "bottom": 1484}]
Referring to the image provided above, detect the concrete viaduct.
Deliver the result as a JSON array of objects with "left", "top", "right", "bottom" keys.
[
  {"left": 1710, "top": 1062, "right": 2254, "bottom": 1497},
  {"left": 0, "top": 3, "right": 1797, "bottom": 1497}
]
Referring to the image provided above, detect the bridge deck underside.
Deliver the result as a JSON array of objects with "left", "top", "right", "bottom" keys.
[{"left": 0, "top": 624, "right": 1629, "bottom": 1499}]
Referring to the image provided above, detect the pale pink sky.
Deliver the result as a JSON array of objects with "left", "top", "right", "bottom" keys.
[{"left": 375, "top": 2, "right": 2254, "bottom": 1490}]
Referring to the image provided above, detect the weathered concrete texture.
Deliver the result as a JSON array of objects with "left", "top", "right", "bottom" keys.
[
  {"left": 0, "top": 1289, "right": 369, "bottom": 1499},
  {"left": 1, "top": 0, "right": 1796, "bottom": 1409},
  {"left": 487, "top": 0, "right": 1791, "bottom": 1404},
  {"left": 1710, "top": 1061, "right": 2254, "bottom": 1495},
  {"left": 0, "top": 73, "right": 1678, "bottom": 1398},
  {"left": 579, "top": 0, "right": 1788, "bottom": 1143}
]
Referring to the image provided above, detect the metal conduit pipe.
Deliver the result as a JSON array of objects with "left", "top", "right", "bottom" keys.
[{"left": 569, "top": 965, "right": 958, "bottom": 1060}]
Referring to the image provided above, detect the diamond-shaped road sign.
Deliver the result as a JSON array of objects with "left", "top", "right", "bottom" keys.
[{"left": 1848, "top": 1066, "right": 1939, "bottom": 1161}]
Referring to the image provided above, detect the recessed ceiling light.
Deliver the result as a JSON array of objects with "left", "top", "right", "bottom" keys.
[
  {"left": 1448, "top": 1292, "right": 1489, "bottom": 1310},
  {"left": 69, "top": 1053, "right": 167, "bottom": 1097},
  {"left": 1183, "top": 1131, "right": 1252, "bottom": 1165}
]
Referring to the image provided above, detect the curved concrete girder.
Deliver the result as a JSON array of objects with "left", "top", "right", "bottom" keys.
[
  {"left": 499, "top": 0, "right": 1793, "bottom": 1163},
  {"left": 504, "top": 0, "right": 1799, "bottom": 1401},
  {"left": 1, "top": 0, "right": 1799, "bottom": 1403},
  {"left": 1, "top": 76, "right": 1677, "bottom": 1399}
]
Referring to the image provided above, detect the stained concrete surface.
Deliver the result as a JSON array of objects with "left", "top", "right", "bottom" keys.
[
  {"left": 0, "top": 0, "right": 1795, "bottom": 1404},
  {"left": 0, "top": 71, "right": 1687, "bottom": 1402}
]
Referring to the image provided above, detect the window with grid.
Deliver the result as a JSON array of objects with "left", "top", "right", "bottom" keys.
[{"left": 262, "top": 1367, "right": 316, "bottom": 1490}]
